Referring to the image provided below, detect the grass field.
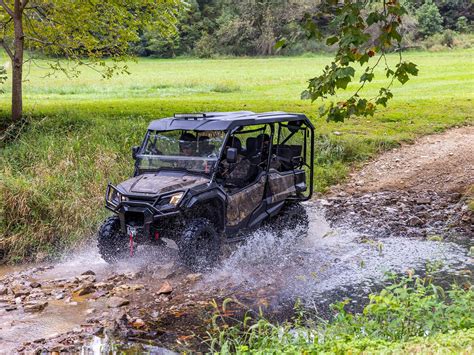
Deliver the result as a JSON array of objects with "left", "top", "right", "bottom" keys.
[{"left": 1, "top": 49, "right": 473, "bottom": 262}]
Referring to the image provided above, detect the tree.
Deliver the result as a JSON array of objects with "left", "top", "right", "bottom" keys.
[
  {"left": 295, "top": 0, "right": 419, "bottom": 122},
  {"left": 416, "top": 0, "right": 443, "bottom": 37},
  {"left": 0, "top": 0, "right": 183, "bottom": 122}
]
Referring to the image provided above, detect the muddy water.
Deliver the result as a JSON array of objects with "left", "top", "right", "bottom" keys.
[{"left": 0, "top": 203, "right": 472, "bottom": 352}]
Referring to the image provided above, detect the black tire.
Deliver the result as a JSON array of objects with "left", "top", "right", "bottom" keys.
[
  {"left": 177, "top": 218, "right": 221, "bottom": 271},
  {"left": 97, "top": 216, "right": 129, "bottom": 263},
  {"left": 275, "top": 203, "right": 309, "bottom": 239}
]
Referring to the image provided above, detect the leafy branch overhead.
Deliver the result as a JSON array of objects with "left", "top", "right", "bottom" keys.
[
  {"left": 0, "top": 0, "right": 184, "bottom": 121},
  {"left": 301, "top": 0, "right": 419, "bottom": 122}
]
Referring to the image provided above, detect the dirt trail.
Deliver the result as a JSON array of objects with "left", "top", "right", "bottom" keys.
[
  {"left": 338, "top": 125, "right": 474, "bottom": 194},
  {"left": 0, "top": 126, "right": 473, "bottom": 353}
]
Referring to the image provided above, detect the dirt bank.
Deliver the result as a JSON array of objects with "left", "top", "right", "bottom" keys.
[
  {"left": 338, "top": 125, "right": 474, "bottom": 194},
  {"left": 324, "top": 125, "right": 474, "bottom": 245}
]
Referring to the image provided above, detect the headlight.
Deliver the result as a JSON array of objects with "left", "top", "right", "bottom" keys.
[
  {"left": 169, "top": 192, "right": 184, "bottom": 206},
  {"left": 108, "top": 189, "right": 127, "bottom": 205}
]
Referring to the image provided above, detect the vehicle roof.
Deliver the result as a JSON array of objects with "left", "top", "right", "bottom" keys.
[{"left": 147, "top": 111, "right": 314, "bottom": 131}]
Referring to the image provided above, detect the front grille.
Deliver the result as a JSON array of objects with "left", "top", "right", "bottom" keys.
[{"left": 125, "top": 211, "right": 145, "bottom": 225}]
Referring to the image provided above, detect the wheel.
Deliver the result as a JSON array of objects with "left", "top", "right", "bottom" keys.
[
  {"left": 275, "top": 203, "right": 309, "bottom": 239},
  {"left": 177, "top": 218, "right": 221, "bottom": 271},
  {"left": 97, "top": 216, "right": 129, "bottom": 263}
]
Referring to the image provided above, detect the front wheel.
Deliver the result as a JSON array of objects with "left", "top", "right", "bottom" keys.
[
  {"left": 177, "top": 218, "right": 221, "bottom": 271},
  {"left": 97, "top": 216, "right": 129, "bottom": 263}
]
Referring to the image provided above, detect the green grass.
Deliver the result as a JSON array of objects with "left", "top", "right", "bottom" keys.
[
  {"left": 0, "top": 49, "right": 473, "bottom": 262},
  {"left": 207, "top": 275, "right": 474, "bottom": 354}
]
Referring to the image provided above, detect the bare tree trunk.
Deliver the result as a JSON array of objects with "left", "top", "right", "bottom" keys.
[{"left": 12, "top": 0, "right": 24, "bottom": 122}]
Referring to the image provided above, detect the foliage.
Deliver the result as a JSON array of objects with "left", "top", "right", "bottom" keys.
[
  {"left": 301, "top": 0, "right": 419, "bottom": 122},
  {"left": 0, "top": 0, "right": 183, "bottom": 77},
  {"left": 0, "top": 64, "right": 6, "bottom": 92},
  {"left": 207, "top": 275, "right": 474, "bottom": 353},
  {"left": 456, "top": 16, "right": 470, "bottom": 33},
  {"left": 131, "top": 0, "right": 473, "bottom": 58},
  {"left": 420, "top": 31, "right": 474, "bottom": 50},
  {"left": 0, "top": 51, "right": 473, "bottom": 262},
  {"left": 416, "top": 0, "right": 444, "bottom": 37}
]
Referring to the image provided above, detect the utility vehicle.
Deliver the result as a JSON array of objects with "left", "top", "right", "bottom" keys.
[{"left": 99, "top": 111, "right": 314, "bottom": 270}]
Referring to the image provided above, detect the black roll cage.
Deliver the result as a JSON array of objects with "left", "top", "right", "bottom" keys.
[{"left": 133, "top": 114, "right": 314, "bottom": 200}]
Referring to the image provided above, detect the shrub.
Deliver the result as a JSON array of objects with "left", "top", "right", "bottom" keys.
[
  {"left": 441, "top": 29, "right": 456, "bottom": 47},
  {"left": 416, "top": 0, "right": 443, "bottom": 37},
  {"left": 456, "top": 16, "right": 470, "bottom": 33},
  {"left": 194, "top": 32, "right": 218, "bottom": 58}
]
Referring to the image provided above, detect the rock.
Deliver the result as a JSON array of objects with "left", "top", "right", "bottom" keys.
[
  {"left": 0, "top": 285, "right": 8, "bottom": 295},
  {"left": 24, "top": 301, "right": 48, "bottom": 313},
  {"left": 5, "top": 305, "right": 17, "bottom": 311},
  {"left": 30, "top": 282, "right": 41, "bottom": 289},
  {"left": 407, "top": 216, "right": 424, "bottom": 227},
  {"left": 95, "top": 282, "right": 114, "bottom": 290},
  {"left": 107, "top": 296, "right": 129, "bottom": 308},
  {"left": 385, "top": 207, "right": 398, "bottom": 214},
  {"left": 77, "top": 275, "right": 96, "bottom": 283},
  {"left": 91, "top": 290, "right": 108, "bottom": 299},
  {"left": 55, "top": 293, "right": 65, "bottom": 300},
  {"left": 129, "top": 284, "right": 144, "bottom": 291},
  {"left": 81, "top": 270, "right": 96, "bottom": 276},
  {"left": 74, "top": 283, "right": 96, "bottom": 296},
  {"left": 186, "top": 273, "right": 203, "bottom": 282},
  {"left": 12, "top": 285, "right": 31, "bottom": 297},
  {"left": 416, "top": 197, "right": 431, "bottom": 204},
  {"left": 131, "top": 318, "right": 146, "bottom": 328},
  {"left": 157, "top": 281, "right": 173, "bottom": 295}
]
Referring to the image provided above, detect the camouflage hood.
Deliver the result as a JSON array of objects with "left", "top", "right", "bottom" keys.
[{"left": 118, "top": 171, "right": 209, "bottom": 196}]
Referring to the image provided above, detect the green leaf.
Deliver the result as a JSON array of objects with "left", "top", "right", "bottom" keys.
[
  {"left": 360, "top": 72, "right": 374, "bottom": 83},
  {"left": 326, "top": 36, "right": 339, "bottom": 45},
  {"left": 366, "top": 12, "right": 381, "bottom": 26},
  {"left": 336, "top": 76, "right": 351, "bottom": 89},
  {"left": 274, "top": 38, "right": 287, "bottom": 50},
  {"left": 358, "top": 54, "right": 370, "bottom": 65}
]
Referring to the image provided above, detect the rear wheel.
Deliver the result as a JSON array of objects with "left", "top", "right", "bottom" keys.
[
  {"left": 178, "top": 218, "right": 221, "bottom": 271},
  {"left": 275, "top": 203, "right": 309, "bottom": 239},
  {"left": 97, "top": 216, "right": 129, "bottom": 263}
]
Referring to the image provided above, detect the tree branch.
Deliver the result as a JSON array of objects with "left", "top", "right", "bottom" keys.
[
  {"left": 20, "top": 0, "right": 29, "bottom": 11},
  {"left": 0, "top": 0, "right": 14, "bottom": 17},
  {"left": 0, "top": 38, "right": 13, "bottom": 59}
]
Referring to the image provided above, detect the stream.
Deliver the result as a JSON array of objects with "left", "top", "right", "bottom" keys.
[{"left": 0, "top": 202, "right": 472, "bottom": 353}]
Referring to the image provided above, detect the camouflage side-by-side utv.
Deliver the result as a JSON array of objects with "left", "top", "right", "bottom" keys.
[{"left": 99, "top": 111, "right": 314, "bottom": 270}]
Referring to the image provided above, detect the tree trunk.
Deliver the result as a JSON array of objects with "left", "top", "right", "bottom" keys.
[{"left": 12, "top": 0, "right": 24, "bottom": 122}]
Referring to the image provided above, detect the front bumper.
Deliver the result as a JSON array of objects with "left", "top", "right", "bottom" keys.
[{"left": 105, "top": 184, "right": 181, "bottom": 235}]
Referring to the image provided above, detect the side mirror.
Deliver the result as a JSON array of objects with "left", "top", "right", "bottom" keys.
[
  {"left": 132, "top": 146, "right": 140, "bottom": 160},
  {"left": 226, "top": 147, "right": 238, "bottom": 164}
]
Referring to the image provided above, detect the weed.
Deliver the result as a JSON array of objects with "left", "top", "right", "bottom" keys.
[{"left": 206, "top": 274, "right": 473, "bottom": 353}]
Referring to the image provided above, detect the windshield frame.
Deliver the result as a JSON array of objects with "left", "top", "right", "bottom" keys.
[{"left": 135, "top": 129, "right": 227, "bottom": 177}]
